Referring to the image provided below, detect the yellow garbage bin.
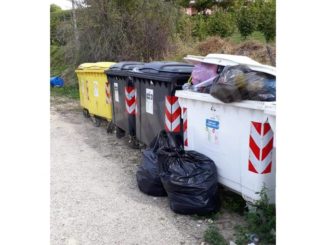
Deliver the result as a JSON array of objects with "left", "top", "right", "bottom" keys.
[
  {"left": 75, "top": 62, "right": 116, "bottom": 126},
  {"left": 75, "top": 63, "right": 95, "bottom": 117}
]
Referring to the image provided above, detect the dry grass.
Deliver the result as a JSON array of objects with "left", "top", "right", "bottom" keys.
[
  {"left": 234, "top": 41, "right": 276, "bottom": 65},
  {"left": 196, "top": 36, "right": 233, "bottom": 55},
  {"left": 165, "top": 36, "right": 276, "bottom": 66}
]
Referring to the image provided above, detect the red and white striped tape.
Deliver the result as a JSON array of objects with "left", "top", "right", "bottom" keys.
[
  {"left": 105, "top": 81, "right": 111, "bottom": 104},
  {"left": 165, "top": 96, "right": 181, "bottom": 132},
  {"left": 248, "top": 121, "right": 274, "bottom": 174},
  {"left": 183, "top": 107, "right": 188, "bottom": 147},
  {"left": 125, "top": 86, "right": 136, "bottom": 115}
]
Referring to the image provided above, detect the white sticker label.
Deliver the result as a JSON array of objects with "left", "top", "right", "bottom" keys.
[
  {"left": 146, "top": 89, "right": 154, "bottom": 114},
  {"left": 93, "top": 81, "right": 99, "bottom": 97},
  {"left": 114, "top": 83, "right": 119, "bottom": 102},
  {"left": 205, "top": 116, "right": 219, "bottom": 145}
]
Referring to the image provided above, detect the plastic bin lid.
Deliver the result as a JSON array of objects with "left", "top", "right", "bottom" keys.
[
  {"left": 76, "top": 62, "right": 115, "bottom": 73},
  {"left": 108, "top": 62, "right": 145, "bottom": 71},
  {"left": 138, "top": 61, "right": 193, "bottom": 74},
  {"left": 184, "top": 54, "right": 276, "bottom": 76},
  {"left": 77, "top": 63, "right": 96, "bottom": 69},
  {"left": 92, "top": 62, "right": 116, "bottom": 69}
]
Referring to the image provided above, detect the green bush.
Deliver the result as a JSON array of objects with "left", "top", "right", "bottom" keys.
[
  {"left": 176, "top": 15, "right": 195, "bottom": 42},
  {"left": 236, "top": 6, "right": 257, "bottom": 39},
  {"left": 50, "top": 45, "right": 67, "bottom": 77},
  {"left": 256, "top": 0, "right": 276, "bottom": 42},
  {"left": 191, "top": 15, "right": 210, "bottom": 41},
  {"left": 204, "top": 226, "right": 228, "bottom": 245},
  {"left": 207, "top": 11, "right": 236, "bottom": 38},
  {"left": 50, "top": 84, "right": 80, "bottom": 100},
  {"left": 235, "top": 187, "right": 276, "bottom": 245},
  {"left": 50, "top": 9, "right": 72, "bottom": 45}
]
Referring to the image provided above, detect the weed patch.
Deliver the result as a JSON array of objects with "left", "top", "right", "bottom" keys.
[
  {"left": 234, "top": 187, "right": 276, "bottom": 245},
  {"left": 50, "top": 84, "right": 79, "bottom": 100},
  {"left": 204, "top": 226, "right": 228, "bottom": 245}
]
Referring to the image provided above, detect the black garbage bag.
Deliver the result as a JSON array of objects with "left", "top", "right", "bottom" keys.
[
  {"left": 136, "top": 130, "right": 181, "bottom": 196},
  {"left": 158, "top": 149, "right": 219, "bottom": 215},
  {"left": 245, "top": 72, "right": 276, "bottom": 101},
  {"left": 210, "top": 65, "right": 276, "bottom": 103}
]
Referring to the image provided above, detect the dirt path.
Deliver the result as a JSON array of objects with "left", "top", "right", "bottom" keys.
[
  {"left": 50, "top": 97, "right": 213, "bottom": 245},
  {"left": 50, "top": 96, "right": 244, "bottom": 245}
]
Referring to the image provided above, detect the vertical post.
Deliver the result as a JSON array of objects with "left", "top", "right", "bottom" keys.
[{"left": 71, "top": 0, "right": 79, "bottom": 60}]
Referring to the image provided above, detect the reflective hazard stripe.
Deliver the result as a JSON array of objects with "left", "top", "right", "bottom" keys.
[
  {"left": 125, "top": 86, "right": 136, "bottom": 115},
  {"left": 248, "top": 121, "right": 274, "bottom": 174},
  {"left": 165, "top": 96, "right": 181, "bottom": 132},
  {"left": 105, "top": 81, "right": 111, "bottom": 104}
]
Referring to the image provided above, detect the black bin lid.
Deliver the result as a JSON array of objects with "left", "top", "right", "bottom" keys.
[
  {"left": 131, "top": 61, "right": 193, "bottom": 82},
  {"left": 138, "top": 61, "right": 193, "bottom": 74},
  {"left": 106, "top": 62, "right": 144, "bottom": 75}
]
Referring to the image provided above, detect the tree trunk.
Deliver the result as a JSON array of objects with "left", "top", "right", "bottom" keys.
[{"left": 71, "top": 0, "right": 79, "bottom": 63}]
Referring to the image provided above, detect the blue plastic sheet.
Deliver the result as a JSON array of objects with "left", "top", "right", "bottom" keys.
[{"left": 50, "top": 76, "right": 64, "bottom": 87}]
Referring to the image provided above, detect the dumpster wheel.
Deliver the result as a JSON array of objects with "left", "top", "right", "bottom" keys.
[
  {"left": 82, "top": 109, "right": 90, "bottom": 118},
  {"left": 115, "top": 127, "right": 125, "bottom": 139},
  {"left": 128, "top": 137, "right": 139, "bottom": 149},
  {"left": 107, "top": 121, "right": 115, "bottom": 134},
  {"left": 91, "top": 116, "right": 101, "bottom": 127}
]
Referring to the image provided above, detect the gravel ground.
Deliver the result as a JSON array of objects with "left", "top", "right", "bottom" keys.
[{"left": 50, "top": 96, "right": 243, "bottom": 245}]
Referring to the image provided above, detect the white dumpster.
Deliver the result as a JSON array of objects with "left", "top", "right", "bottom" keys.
[{"left": 177, "top": 90, "right": 276, "bottom": 203}]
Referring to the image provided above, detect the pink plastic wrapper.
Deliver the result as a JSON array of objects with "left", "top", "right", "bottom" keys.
[{"left": 191, "top": 63, "right": 218, "bottom": 85}]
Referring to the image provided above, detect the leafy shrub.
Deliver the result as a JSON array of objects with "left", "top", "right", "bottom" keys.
[
  {"left": 191, "top": 15, "right": 210, "bottom": 41},
  {"left": 50, "top": 84, "right": 80, "bottom": 100},
  {"left": 235, "top": 187, "right": 276, "bottom": 245},
  {"left": 207, "top": 11, "right": 236, "bottom": 38},
  {"left": 256, "top": 0, "right": 276, "bottom": 42},
  {"left": 204, "top": 226, "right": 228, "bottom": 245},
  {"left": 50, "top": 45, "right": 67, "bottom": 77},
  {"left": 236, "top": 6, "right": 257, "bottom": 39},
  {"left": 176, "top": 14, "right": 196, "bottom": 42}
]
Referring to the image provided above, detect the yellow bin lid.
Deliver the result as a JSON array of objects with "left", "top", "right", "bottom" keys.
[{"left": 75, "top": 62, "right": 116, "bottom": 73}]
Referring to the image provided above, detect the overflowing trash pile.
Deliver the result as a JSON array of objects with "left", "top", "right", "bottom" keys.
[
  {"left": 210, "top": 65, "right": 276, "bottom": 103},
  {"left": 182, "top": 54, "right": 276, "bottom": 102}
]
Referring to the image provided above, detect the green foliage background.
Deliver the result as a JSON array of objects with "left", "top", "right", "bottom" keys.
[{"left": 50, "top": 0, "right": 275, "bottom": 84}]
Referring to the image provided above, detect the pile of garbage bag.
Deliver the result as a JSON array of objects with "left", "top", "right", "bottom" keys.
[
  {"left": 136, "top": 130, "right": 219, "bottom": 215},
  {"left": 210, "top": 65, "right": 276, "bottom": 103},
  {"left": 136, "top": 130, "right": 181, "bottom": 196},
  {"left": 158, "top": 149, "right": 219, "bottom": 215}
]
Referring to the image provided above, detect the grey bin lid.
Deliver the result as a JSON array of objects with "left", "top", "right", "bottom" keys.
[
  {"left": 107, "top": 61, "right": 145, "bottom": 72},
  {"left": 138, "top": 61, "right": 193, "bottom": 74},
  {"left": 129, "top": 61, "right": 193, "bottom": 83}
]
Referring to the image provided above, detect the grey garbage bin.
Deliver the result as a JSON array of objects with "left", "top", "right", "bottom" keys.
[
  {"left": 130, "top": 62, "right": 193, "bottom": 146},
  {"left": 105, "top": 62, "right": 144, "bottom": 148}
]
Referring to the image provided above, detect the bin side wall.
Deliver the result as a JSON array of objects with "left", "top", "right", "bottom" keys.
[
  {"left": 86, "top": 72, "right": 113, "bottom": 120},
  {"left": 134, "top": 77, "right": 188, "bottom": 146},
  {"left": 178, "top": 97, "right": 276, "bottom": 203},
  {"left": 109, "top": 76, "right": 136, "bottom": 136}
]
